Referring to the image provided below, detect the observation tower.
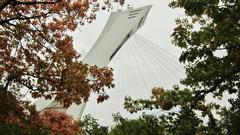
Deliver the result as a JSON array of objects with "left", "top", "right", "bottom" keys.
[{"left": 35, "top": 5, "right": 152, "bottom": 118}]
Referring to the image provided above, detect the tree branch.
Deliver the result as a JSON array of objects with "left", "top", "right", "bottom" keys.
[
  {"left": 21, "top": 72, "right": 61, "bottom": 84},
  {"left": 0, "top": 0, "right": 61, "bottom": 12},
  {"left": 175, "top": 65, "right": 240, "bottom": 127},
  {"left": 0, "top": 13, "right": 48, "bottom": 25},
  {"left": 4, "top": 71, "right": 21, "bottom": 91},
  {"left": 0, "top": 0, "right": 12, "bottom": 11},
  {"left": 14, "top": 0, "right": 61, "bottom": 5}
]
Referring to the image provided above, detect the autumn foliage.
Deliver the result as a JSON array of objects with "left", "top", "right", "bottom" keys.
[
  {"left": 0, "top": 90, "right": 47, "bottom": 134},
  {"left": 0, "top": 93, "right": 81, "bottom": 134},
  {"left": 0, "top": 0, "right": 123, "bottom": 134},
  {"left": 40, "top": 110, "right": 82, "bottom": 135},
  {"left": 0, "top": 0, "right": 117, "bottom": 108}
]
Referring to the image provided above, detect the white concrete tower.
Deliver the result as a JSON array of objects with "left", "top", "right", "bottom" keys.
[{"left": 35, "top": 5, "right": 152, "bottom": 118}]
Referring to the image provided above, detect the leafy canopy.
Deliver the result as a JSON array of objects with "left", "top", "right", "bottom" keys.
[
  {"left": 0, "top": 0, "right": 123, "bottom": 133},
  {"left": 0, "top": 0, "right": 118, "bottom": 107},
  {"left": 80, "top": 114, "right": 107, "bottom": 135}
]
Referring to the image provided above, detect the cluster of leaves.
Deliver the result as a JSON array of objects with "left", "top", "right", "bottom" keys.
[
  {"left": 218, "top": 92, "right": 240, "bottom": 134},
  {"left": 124, "top": 86, "right": 193, "bottom": 113},
  {"left": 170, "top": 0, "right": 240, "bottom": 100},
  {"left": 123, "top": 0, "right": 240, "bottom": 134},
  {"left": 124, "top": 87, "right": 224, "bottom": 134},
  {"left": 80, "top": 114, "right": 169, "bottom": 135},
  {"left": 39, "top": 110, "right": 82, "bottom": 135},
  {"left": 108, "top": 114, "right": 165, "bottom": 135},
  {"left": 0, "top": 89, "right": 82, "bottom": 135},
  {"left": 80, "top": 114, "right": 107, "bottom": 135},
  {"left": 0, "top": 89, "right": 48, "bottom": 135}
]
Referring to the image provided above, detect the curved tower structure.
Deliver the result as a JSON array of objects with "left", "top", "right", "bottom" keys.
[{"left": 35, "top": 5, "right": 152, "bottom": 118}]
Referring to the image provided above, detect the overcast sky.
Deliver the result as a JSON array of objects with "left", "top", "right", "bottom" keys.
[{"left": 71, "top": 0, "right": 186, "bottom": 126}]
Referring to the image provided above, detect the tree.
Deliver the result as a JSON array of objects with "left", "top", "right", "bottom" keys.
[
  {"left": 0, "top": 89, "right": 49, "bottom": 135},
  {"left": 169, "top": 0, "right": 240, "bottom": 107},
  {"left": 109, "top": 113, "right": 165, "bottom": 135},
  {"left": 80, "top": 114, "right": 107, "bottom": 135},
  {"left": 124, "top": 87, "right": 224, "bottom": 134},
  {"left": 0, "top": 0, "right": 123, "bottom": 133},
  {"left": 170, "top": 0, "right": 240, "bottom": 132},
  {"left": 124, "top": 0, "right": 240, "bottom": 134}
]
